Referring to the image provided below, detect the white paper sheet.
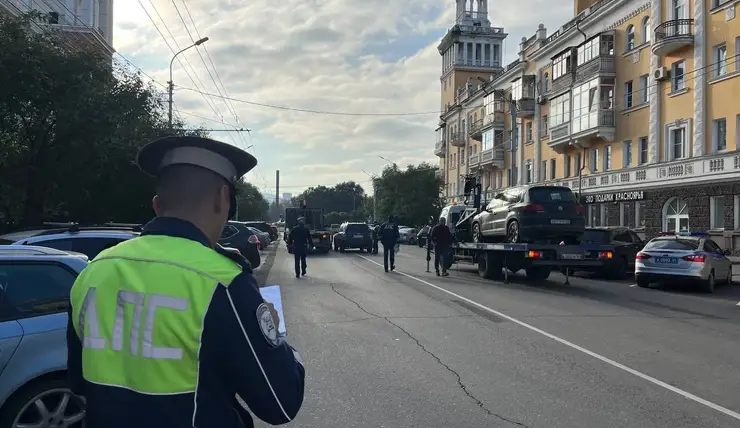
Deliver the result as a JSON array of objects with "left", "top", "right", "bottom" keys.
[{"left": 260, "top": 285, "right": 286, "bottom": 336}]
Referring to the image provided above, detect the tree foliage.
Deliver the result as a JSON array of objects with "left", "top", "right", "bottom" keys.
[
  {"left": 291, "top": 182, "right": 367, "bottom": 222},
  {"left": 373, "top": 163, "right": 444, "bottom": 226},
  {"left": 235, "top": 180, "right": 269, "bottom": 221},
  {"left": 0, "top": 14, "right": 205, "bottom": 228}
]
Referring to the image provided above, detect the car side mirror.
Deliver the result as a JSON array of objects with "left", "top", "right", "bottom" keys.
[{"left": 724, "top": 249, "right": 732, "bottom": 256}]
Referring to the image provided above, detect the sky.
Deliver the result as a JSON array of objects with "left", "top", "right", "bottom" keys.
[{"left": 112, "top": 0, "right": 573, "bottom": 198}]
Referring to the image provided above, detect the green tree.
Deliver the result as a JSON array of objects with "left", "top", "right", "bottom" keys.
[
  {"left": 235, "top": 180, "right": 269, "bottom": 221},
  {"left": 0, "top": 13, "right": 205, "bottom": 227},
  {"left": 374, "top": 163, "right": 444, "bottom": 226},
  {"left": 292, "top": 181, "right": 366, "bottom": 213}
]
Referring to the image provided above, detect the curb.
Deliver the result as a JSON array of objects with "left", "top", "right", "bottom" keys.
[{"left": 254, "top": 243, "right": 278, "bottom": 287}]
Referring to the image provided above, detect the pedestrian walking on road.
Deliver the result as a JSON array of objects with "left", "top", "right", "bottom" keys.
[
  {"left": 430, "top": 217, "right": 453, "bottom": 276},
  {"left": 288, "top": 217, "right": 313, "bottom": 277},
  {"left": 371, "top": 225, "right": 379, "bottom": 254},
  {"left": 66, "top": 136, "right": 305, "bottom": 428},
  {"left": 379, "top": 215, "right": 400, "bottom": 272}
]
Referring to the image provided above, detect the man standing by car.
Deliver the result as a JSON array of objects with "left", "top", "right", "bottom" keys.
[
  {"left": 379, "top": 215, "right": 400, "bottom": 272},
  {"left": 67, "top": 136, "right": 304, "bottom": 428},
  {"left": 371, "top": 225, "right": 379, "bottom": 255},
  {"left": 288, "top": 217, "right": 312, "bottom": 278},
  {"left": 430, "top": 217, "right": 453, "bottom": 276}
]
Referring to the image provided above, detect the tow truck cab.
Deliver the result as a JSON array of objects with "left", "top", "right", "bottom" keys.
[{"left": 284, "top": 205, "right": 332, "bottom": 253}]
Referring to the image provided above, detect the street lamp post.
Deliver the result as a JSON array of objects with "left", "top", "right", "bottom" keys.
[
  {"left": 361, "top": 169, "right": 377, "bottom": 223},
  {"left": 168, "top": 37, "right": 209, "bottom": 130}
]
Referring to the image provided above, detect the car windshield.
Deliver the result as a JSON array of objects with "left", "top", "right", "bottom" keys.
[
  {"left": 645, "top": 238, "right": 700, "bottom": 251},
  {"left": 528, "top": 187, "right": 576, "bottom": 203},
  {"left": 582, "top": 230, "right": 611, "bottom": 243}
]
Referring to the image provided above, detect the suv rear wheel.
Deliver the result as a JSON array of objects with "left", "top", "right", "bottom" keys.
[{"left": 506, "top": 221, "right": 520, "bottom": 243}]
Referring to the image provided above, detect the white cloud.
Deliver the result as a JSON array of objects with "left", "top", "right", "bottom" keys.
[{"left": 113, "top": 0, "right": 572, "bottom": 196}]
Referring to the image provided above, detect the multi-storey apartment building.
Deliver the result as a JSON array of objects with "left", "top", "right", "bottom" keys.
[
  {"left": 436, "top": 0, "right": 740, "bottom": 247},
  {"left": 1, "top": 0, "right": 114, "bottom": 53}
]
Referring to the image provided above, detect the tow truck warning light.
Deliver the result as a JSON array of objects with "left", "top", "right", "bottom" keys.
[{"left": 527, "top": 250, "right": 543, "bottom": 259}]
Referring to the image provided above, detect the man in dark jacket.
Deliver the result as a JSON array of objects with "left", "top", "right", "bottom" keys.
[
  {"left": 379, "top": 215, "right": 400, "bottom": 272},
  {"left": 288, "top": 217, "right": 313, "bottom": 278},
  {"left": 371, "top": 225, "right": 379, "bottom": 254},
  {"left": 429, "top": 217, "right": 453, "bottom": 276}
]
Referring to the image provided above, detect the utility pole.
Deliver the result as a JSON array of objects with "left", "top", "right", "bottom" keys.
[{"left": 275, "top": 170, "right": 280, "bottom": 220}]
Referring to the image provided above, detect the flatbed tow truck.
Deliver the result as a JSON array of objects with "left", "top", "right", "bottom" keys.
[{"left": 438, "top": 177, "right": 614, "bottom": 285}]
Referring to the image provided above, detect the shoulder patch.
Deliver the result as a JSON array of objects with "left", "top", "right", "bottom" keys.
[{"left": 256, "top": 303, "right": 279, "bottom": 347}]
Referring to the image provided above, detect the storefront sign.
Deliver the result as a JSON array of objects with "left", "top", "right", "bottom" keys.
[{"left": 584, "top": 191, "right": 645, "bottom": 204}]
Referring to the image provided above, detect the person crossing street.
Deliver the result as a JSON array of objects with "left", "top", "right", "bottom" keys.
[
  {"left": 429, "top": 217, "right": 453, "bottom": 276},
  {"left": 371, "top": 225, "right": 379, "bottom": 255},
  {"left": 288, "top": 217, "right": 313, "bottom": 278},
  {"left": 379, "top": 215, "right": 400, "bottom": 272}
]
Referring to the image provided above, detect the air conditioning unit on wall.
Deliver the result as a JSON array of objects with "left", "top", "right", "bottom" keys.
[
  {"left": 653, "top": 66, "right": 669, "bottom": 81},
  {"left": 536, "top": 95, "right": 547, "bottom": 104}
]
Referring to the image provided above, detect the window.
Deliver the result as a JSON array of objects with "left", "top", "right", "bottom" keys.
[
  {"left": 574, "top": 152, "right": 582, "bottom": 174},
  {"left": 711, "top": 196, "right": 725, "bottom": 230},
  {"left": 602, "top": 204, "right": 611, "bottom": 226},
  {"left": 638, "top": 74, "right": 648, "bottom": 104},
  {"left": 577, "top": 37, "right": 600, "bottom": 65},
  {"left": 588, "top": 204, "right": 601, "bottom": 226},
  {"left": 713, "top": 118, "right": 727, "bottom": 152},
  {"left": 626, "top": 25, "right": 635, "bottom": 51},
  {"left": 623, "top": 140, "right": 632, "bottom": 167},
  {"left": 541, "top": 160, "right": 547, "bottom": 181},
  {"left": 549, "top": 93, "right": 570, "bottom": 127},
  {"left": 590, "top": 148, "right": 599, "bottom": 172},
  {"left": 552, "top": 51, "right": 572, "bottom": 80},
  {"left": 564, "top": 154, "right": 572, "bottom": 177},
  {"left": 221, "top": 225, "right": 238, "bottom": 239},
  {"left": 736, "top": 36, "right": 740, "bottom": 74},
  {"left": 0, "top": 263, "right": 76, "bottom": 321},
  {"left": 543, "top": 72, "right": 549, "bottom": 93},
  {"left": 528, "top": 187, "right": 576, "bottom": 203},
  {"left": 634, "top": 201, "right": 645, "bottom": 228},
  {"left": 638, "top": 136, "right": 648, "bottom": 164},
  {"left": 663, "top": 197, "right": 689, "bottom": 232},
  {"left": 603, "top": 145, "right": 611, "bottom": 171},
  {"left": 511, "top": 78, "right": 523, "bottom": 100},
  {"left": 624, "top": 80, "right": 633, "bottom": 108},
  {"left": 642, "top": 16, "right": 650, "bottom": 44},
  {"left": 482, "top": 130, "right": 494, "bottom": 150},
  {"left": 671, "top": 60, "right": 685, "bottom": 92},
  {"left": 670, "top": 127, "right": 686, "bottom": 160},
  {"left": 526, "top": 122, "right": 533, "bottom": 142},
  {"left": 713, "top": 44, "right": 727, "bottom": 78},
  {"left": 619, "top": 202, "right": 628, "bottom": 226},
  {"left": 550, "top": 159, "right": 556, "bottom": 180},
  {"left": 31, "top": 237, "right": 127, "bottom": 260},
  {"left": 525, "top": 161, "right": 532, "bottom": 183},
  {"left": 571, "top": 78, "right": 600, "bottom": 133},
  {"left": 541, "top": 115, "right": 548, "bottom": 135}
]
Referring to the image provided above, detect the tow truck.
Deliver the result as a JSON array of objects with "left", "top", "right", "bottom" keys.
[
  {"left": 439, "top": 176, "right": 614, "bottom": 284},
  {"left": 283, "top": 202, "right": 332, "bottom": 254}
]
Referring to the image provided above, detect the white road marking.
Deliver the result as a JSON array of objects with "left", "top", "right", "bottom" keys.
[
  {"left": 736, "top": 301, "right": 740, "bottom": 306},
  {"left": 355, "top": 254, "right": 740, "bottom": 421},
  {"left": 629, "top": 284, "right": 638, "bottom": 288}
]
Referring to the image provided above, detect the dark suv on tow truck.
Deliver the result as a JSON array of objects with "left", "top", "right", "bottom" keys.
[{"left": 471, "top": 185, "right": 586, "bottom": 244}]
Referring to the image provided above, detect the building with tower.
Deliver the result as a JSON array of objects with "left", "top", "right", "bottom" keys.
[{"left": 434, "top": 0, "right": 740, "bottom": 251}]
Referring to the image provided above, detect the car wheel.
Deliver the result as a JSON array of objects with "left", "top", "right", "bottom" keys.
[
  {"left": 340, "top": 245, "right": 346, "bottom": 253},
  {"left": 472, "top": 223, "right": 482, "bottom": 243},
  {"left": 0, "top": 377, "right": 86, "bottom": 428},
  {"left": 506, "top": 221, "right": 520, "bottom": 243},
  {"left": 726, "top": 269, "right": 733, "bottom": 285},
  {"left": 700, "top": 271, "right": 716, "bottom": 293},
  {"left": 636, "top": 277, "right": 650, "bottom": 288},
  {"left": 605, "top": 257, "right": 627, "bottom": 280}
]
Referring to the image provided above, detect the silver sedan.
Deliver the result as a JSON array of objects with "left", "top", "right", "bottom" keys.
[{"left": 634, "top": 232, "right": 732, "bottom": 293}]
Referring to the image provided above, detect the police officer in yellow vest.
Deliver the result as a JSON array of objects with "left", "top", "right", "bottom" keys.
[{"left": 66, "top": 136, "right": 305, "bottom": 428}]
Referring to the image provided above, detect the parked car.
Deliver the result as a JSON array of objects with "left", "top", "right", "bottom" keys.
[
  {"left": 417, "top": 226, "right": 430, "bottom": 247},
  {"left": 333, "top": 222, "right": 372, "bottom": 252},
  {"left": 398, "top": 228, "right": 418, "bottom": 245},
  {"left": 219, "top": 222, "right": 261, "bottom": 268},
  {"left": 565, "top": 227, "right": 645, "bottom": 279},
  {"left": 246, "top": 226, "right": 271, "bottom": 249},
  {"left": 635, "top": 231, "right": 733, "bottom": 293},
  {"left": 0, "top": 245, "right": 89, "bottom": 428},
  {"left": 242, "top": 221, "right": 278, "bottom": 241},
  {"left": 471, "top": 185, "right": 585, "bottom": 244},
  {"left": 0, "top": 223, "right": 141, "bottom": 260}
]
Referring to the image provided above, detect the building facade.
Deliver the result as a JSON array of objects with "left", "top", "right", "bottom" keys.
[
  {"left": 435, "top": 0, "right": 740, "bottom": 250},
  {"left": 1, "top": 0, "right": 114, "bottom": 53}
]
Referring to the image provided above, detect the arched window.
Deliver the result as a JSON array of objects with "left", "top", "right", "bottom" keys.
[
  {"left": 663, "top": 197, "right": 690, "bottom": 232},
  {"left": 543, "top": 72, "right": 549, "bottom": 93},
  {"left": 642, "top": 16, "right": 651, "bottom": 44},
  {"left": 626, "top": 25, "right": 635, "bottom": 51}
]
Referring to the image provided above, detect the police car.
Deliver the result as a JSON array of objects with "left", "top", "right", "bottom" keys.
[{"left": 634, "top": 232, "right": 733, "bottom": 293}]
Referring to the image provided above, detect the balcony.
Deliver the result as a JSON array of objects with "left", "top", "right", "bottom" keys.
[
  {"left": 453, "top": 58, "right": 501, "bottom": 68},
  {"left": 479, "top": 146, "right": 505, "bottom": 169},
  {"left": 516, "top": 99, "right": 535, "bottom": 118},
  {"left": 550, "top": 73, "right": 573, "bottom": 96},
  {"left": 469, "top": 119, "right": 484, "bottom": 141},
  {"left": 575, "top": 55, "right": 615, "bottom": 83},
  {"left": 548, "top": 109, "right": 616, "bottom": 153},
  {"left": 652, "top": 19, "right": 694, "bottom": 56},
  {"left": 449, "top": 131, "right": 466, "bottom": 147},
  {"left": 469, "top": 153, "right": 480, "bottom": 167},
  {"left": 434, "top": 140, "right": 446, "bottom": 157}
]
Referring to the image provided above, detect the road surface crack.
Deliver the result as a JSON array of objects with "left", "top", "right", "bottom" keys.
[{"left": 329, "top": 283, "right": 529, "bottom": 427}]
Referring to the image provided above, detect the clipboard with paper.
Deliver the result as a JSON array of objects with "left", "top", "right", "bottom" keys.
[{"left": 259, "top": 285, "right": 287, "bottom": 337}]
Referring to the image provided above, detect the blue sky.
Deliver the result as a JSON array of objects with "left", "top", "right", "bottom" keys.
[{"left": 112, "top": 0, "right": 573, "bottom": 197}]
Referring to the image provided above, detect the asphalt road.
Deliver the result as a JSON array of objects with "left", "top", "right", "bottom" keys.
[{"left": 258, "top": 242, "right": 740, "bottom": 428}]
